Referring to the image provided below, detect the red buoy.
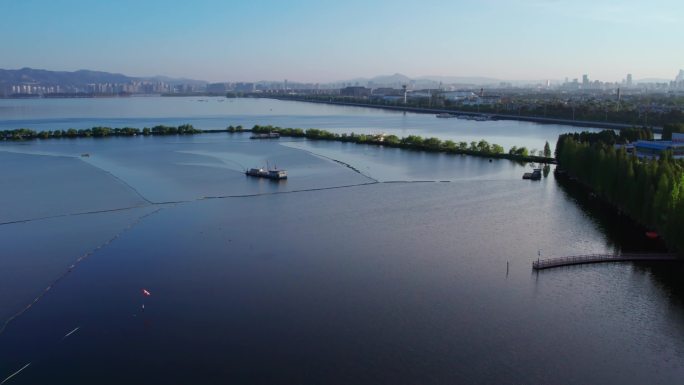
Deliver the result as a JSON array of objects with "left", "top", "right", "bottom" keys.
[{"left": 645, "top": 231, "right": 659, "bottom": 239}]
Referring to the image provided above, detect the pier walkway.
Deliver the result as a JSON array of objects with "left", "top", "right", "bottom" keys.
[{"left": 532, "top": 253, "right": 680, "bottom": 270}]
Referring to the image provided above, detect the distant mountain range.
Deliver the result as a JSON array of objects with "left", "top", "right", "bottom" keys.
[
  {"left": 337, "top": 73, "right": 545, "bottom": 88},
  {"left": 0, "top": 68, "right": 518, "bottom": 91},
  {"left": 0, "top": 67, "right": 207, "bottom": 86},
  {"left": 2, "top": 68, "right": 680, "bottom": 92},
  {"left": 341, "top": 72, "right": 684, "bottom": 88}
]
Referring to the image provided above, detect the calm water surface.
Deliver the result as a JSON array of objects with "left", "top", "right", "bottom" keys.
[
  {"left": 0, "top": 100, "right": 682, "bottom": 384},
  {"left": 0, "top": 96, "right": 605, "bottom": 152}
]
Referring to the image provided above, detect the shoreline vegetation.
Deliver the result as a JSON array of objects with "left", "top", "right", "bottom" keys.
[
  {"left": 255, "top": 95, "right": 660, "bottom": 132},
  {"left": 234, "top": 125, "right": 556, "bottom": 163},
  {"left": 0, "top": 124, "right": 202, "bottom": 139},
  {"left": 1, "top": 124, "right": 557, "bottom": 164},
  {"left": 555, "top": 127, "right": 684, "bottom": 252}
]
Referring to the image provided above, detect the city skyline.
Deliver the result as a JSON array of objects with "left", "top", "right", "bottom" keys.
[
  {"left": 2, "top": 0, "right": 682, "bottom": 83},
  {"left": 1, "top": 66, "right": 680, "bottom": 89}
]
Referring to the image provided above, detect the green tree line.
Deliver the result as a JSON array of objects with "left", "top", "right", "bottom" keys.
[
  {"left": 555, "top": 129, "right": 684, "bottom": 251},
  {"left": 267, "top": 94, "right": 684, "bottom": 127},
  {"left": 248, "top": 124, "right": 554, "bottom": 163},
  {"left": 662, "top": 123, "right": 684, "bottom": 140},
  {"left": 1, "top": 124, "right": 201, "bottom": 140}
]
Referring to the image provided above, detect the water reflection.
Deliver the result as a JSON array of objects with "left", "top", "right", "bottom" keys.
[
  {"left": 1, "top": 121, "right": 683, "bottom": 384},
  {"left": 0, "top": 97, "right": 605, "bottom": 152},
  {"left": 553, "top": 172, "right": 669, "bottom": 253}
]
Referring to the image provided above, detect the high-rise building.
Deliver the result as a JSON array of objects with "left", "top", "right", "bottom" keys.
[
  {"left": 206, "top": 83, "right": 229, "bottom": 94},
  {"left": 676, "top": 69, "right": 684, "bottom": 82},
  {"left": 582, "top": 74, "right": 589, "bottom": 85},
  {"left": 674, "top": 70, "right": 684, "bottom": 89},
  {"left": 626, "top": 74, "right": 633, "bottom": 87}
]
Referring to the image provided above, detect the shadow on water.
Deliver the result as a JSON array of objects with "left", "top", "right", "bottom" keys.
[
  {"left": 632, "top": 263, "right": 684, "bottom": 307},
  {"left": 554, "top": 170, "right": 684, "bottom": 306},
  {"left": 553, "top": 171, "right": 669, "bottom": 253}
]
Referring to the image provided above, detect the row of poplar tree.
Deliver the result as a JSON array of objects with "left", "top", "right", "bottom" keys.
[{"left": 555, "top": 128, "right": 684, "bottom": 251}]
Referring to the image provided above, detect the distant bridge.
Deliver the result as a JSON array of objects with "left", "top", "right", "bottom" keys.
[{"left": 532, "top": 253, "right": 680, "bottom": 270}]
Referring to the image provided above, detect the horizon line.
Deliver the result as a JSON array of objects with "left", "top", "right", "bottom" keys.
[{"left": 2, "top": 66, "right": 681, "bottom": 86}]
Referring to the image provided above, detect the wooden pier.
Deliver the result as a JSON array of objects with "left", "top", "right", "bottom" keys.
[{"left": 532, "top": 253, "right": 680, "bottom": 270}]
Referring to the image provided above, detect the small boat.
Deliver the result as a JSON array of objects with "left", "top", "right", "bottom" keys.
[
  {"left": 523, "top": 168, "right": 542, "bottom": 180},
  {"left": 250, "top": 132, "right": 280, "bottom": 139},
  {"left": 436, "top": 113, "right": 457, "bottom": 118},
  {"left": 473, "top": 114, "right": 494, "bottom": 121}
]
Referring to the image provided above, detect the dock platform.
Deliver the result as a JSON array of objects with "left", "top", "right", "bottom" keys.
[{"left": 532, "top": 253, "right": 680, "bottom": 270}]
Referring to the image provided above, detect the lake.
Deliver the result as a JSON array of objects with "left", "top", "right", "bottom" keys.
[
  {"left": 1, "top": 96, "right": 606, "bottom": 153},
  {"left": 0, "top": 98, "right": 682, "bottom": 384}
]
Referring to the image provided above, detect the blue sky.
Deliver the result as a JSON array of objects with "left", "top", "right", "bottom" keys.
[{"left": 1, "top": 0, "right": 682, "bottom": 82}]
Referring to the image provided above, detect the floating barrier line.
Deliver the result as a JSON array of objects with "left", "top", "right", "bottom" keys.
[
  {"left": 0, "top": 204, "right": 152, "bottom": 226},
  {"left": 61, "top": 326, "right": 80, "bottom": 340},
  {"left": 0, "top": 363, "right": 31, "bottom": 385},
  {"left": 0, "top": 209, "right": 162, "bottom": 336},
  {"left": 279, "top": 143, "right": 379, "bottom": 182}
]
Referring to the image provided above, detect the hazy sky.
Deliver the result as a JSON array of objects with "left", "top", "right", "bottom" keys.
[{"left": 1, "top": 0, "right": 682, "bottom": 82}]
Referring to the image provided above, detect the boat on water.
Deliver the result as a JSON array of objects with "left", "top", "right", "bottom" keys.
[
  {"left": 436, "top": 113, "right": 457, "bottom": 118},
  {"left": 250, "top": 132, "right": 280, "bottom": 139},
  {"left": 457, "top": 114, "right": 495, "bottom": 121},
  {"left": 245, "top": 166, "right": 287, "bottom": 180},
  {"left": 522, "top": 168, "right": 542, "bottom": 180}
]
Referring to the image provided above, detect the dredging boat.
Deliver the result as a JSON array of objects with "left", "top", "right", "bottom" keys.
[{"left": 245, "top": 166, "right": 288, "bottom": 180}]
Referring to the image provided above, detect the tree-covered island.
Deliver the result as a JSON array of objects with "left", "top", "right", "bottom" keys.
[
  {"left": 244, "top": 124, "right": 554, "bottom": 163},
  {"left": 1, "top": 124, "right": 201, "bottom": 140},
  {"left": 555, "top": 126, "right": 684, "bottom": 251},
  {"left": 3, "top": 123, "right": 555, "bottom": 163}
]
